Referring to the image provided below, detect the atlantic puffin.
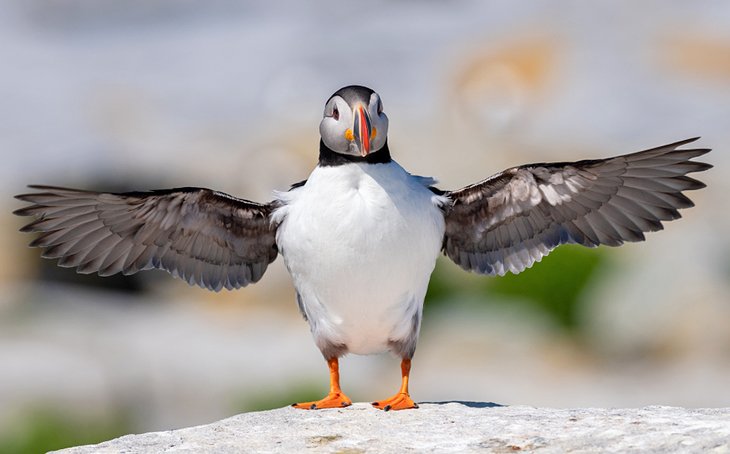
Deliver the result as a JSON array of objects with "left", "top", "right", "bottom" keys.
[{"left": 14, "top": 85, "right": 711, "bottom": 411}]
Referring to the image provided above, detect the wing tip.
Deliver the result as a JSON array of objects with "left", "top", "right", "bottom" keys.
[
  {"left": 673, "top": 136, "right": 701, "bottom": 148},
  {"left": 12, "top": 206, "right": 34, "bottom": 216},
  {"left": 14, "top": 184, "right": 87, "bottom": 207},
  {"left": 18, "top": 222, "right": 41, "bottom": 233},
  {"left": 691, "top": 162, "right": 713, "bottom": 172},
  {"left": 13, "top": 193, "right": 39, "bottom": 203},
  {"left": 15, "top": 185, "right": 92, "bottom": 200},
  {"left": 671, "top": 137, "right": 714, "bottom": 159}
]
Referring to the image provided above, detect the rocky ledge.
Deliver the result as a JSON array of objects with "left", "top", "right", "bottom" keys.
[{"left": 54, "top": 403, "right": 730, "bottom": 453}]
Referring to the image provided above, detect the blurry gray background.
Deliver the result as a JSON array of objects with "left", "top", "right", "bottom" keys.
[{"left": 1, "top": 0, "right": 728, "bottom": 452}]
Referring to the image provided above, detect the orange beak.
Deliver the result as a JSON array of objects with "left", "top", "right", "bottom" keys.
[{"left": 353, "top": 104, "right": 372, "bottom": 156}]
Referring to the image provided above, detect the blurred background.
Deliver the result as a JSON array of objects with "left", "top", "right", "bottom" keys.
[{"left": 1, "top": 0, "right": 729, "bottom": 451}]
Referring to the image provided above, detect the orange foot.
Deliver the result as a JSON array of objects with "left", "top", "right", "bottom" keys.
[
  {"left": 292, "top": 392, "right": 352, "bottom": 410},
  {"left": 372, "top": 392, "right": 418, "bottom": 411}
]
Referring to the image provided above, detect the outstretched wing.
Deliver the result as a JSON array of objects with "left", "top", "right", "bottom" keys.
[
  {"left": 441, "top": 138, "right": 711, "bottom": 276},
  {"left": 14, "top": 186, "right": 279, "bottom": 291}
]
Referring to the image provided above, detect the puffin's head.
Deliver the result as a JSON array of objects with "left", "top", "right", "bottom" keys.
[{"left": 320, "top": 85, "right": 389, "bottom": 157}]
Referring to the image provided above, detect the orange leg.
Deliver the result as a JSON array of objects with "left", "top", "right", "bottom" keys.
[
  {"left": 372, "top": 358, "right": 419, "bottom": 411},
  {"left": 292, "top": 357, "right": 352, "bottom": 410}
]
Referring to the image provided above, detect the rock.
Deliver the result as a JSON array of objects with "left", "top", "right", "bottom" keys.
[{"left": 53, "top": 403, "right": 730, "bottom": 453}]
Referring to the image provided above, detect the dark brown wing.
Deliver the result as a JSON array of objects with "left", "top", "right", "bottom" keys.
[
  {"left": 441, "top": 138, "right": 711, "bottom": 276},
  {"left": 14, "top": 186, "right": 279, "bottom": 291}
]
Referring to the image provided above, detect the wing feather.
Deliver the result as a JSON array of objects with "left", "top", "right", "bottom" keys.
[
  {"left": 441, "top": 138, "right": 711, "bottom": 275},
  {"left": 15, "top": 186, "right": 279, "bottom": 290}
]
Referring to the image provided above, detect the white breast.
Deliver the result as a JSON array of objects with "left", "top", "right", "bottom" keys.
[{"left": 273, "top": 161, "right": 446, "bottom": 355}]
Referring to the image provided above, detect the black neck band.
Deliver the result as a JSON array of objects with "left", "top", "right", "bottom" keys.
[{"left": 318, "top": 140, "right": 392, "bottom": 167}]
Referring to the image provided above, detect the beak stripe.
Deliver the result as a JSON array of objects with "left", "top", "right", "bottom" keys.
[{"left": 356, "top": 105, "right": 371, "bottom": 156}]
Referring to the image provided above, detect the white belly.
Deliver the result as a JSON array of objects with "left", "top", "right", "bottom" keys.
[{"left": 273, "top": 161, "right": 446, "bottom": 355}]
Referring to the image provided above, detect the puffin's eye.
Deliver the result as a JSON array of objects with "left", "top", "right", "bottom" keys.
[{"left": 332, "top": 106, "right": 339, "bottom": 121}]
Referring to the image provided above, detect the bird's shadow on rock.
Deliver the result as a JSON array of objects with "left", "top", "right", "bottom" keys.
[{"left": 419, "top": 401, "right": 504, "bottom": 409}]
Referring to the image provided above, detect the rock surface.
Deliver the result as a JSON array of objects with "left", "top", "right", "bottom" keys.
[{"left": 55, "top": 403, "right": 730, "bottom": 453}]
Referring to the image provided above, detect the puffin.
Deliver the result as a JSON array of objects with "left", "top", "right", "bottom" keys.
[{"left": 14, "top": 85, "right": 711, "bottom": 411}]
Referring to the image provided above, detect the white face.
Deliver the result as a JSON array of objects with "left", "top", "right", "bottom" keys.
[{"left": 319, "top": 92, "right": 389, "bottom": 157}]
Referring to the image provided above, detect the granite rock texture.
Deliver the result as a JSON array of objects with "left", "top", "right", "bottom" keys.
[{"left": 54, "top": 403, "right": 730, "bottom": 453}]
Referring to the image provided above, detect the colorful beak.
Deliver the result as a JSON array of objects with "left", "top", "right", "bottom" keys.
[{"left": 353, "top": 105, "right": 372, "bottom": 156}]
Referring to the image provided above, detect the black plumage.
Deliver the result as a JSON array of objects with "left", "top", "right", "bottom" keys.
[
  {"left": 14, "top": 186, "right": 278, "bottom": 291},
  {"left": 441, "top": 137, "right": 711, "bottom": 276}
]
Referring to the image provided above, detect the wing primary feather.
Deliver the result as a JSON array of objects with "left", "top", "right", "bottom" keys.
[
  {"left": 442, "top": 138, "right": 710, "bottom": 275},
  {"left": 15, "top": 186, "right": 279, "bottom": 290}
]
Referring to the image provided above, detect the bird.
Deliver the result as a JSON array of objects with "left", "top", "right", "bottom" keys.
[{"left": 14, "top": 85, "right": 711, "bottom": 411}]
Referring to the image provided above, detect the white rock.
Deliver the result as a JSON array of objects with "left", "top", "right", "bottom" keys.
[{"left": 54, "top": 403, "right": 730, "bottom": 453}]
